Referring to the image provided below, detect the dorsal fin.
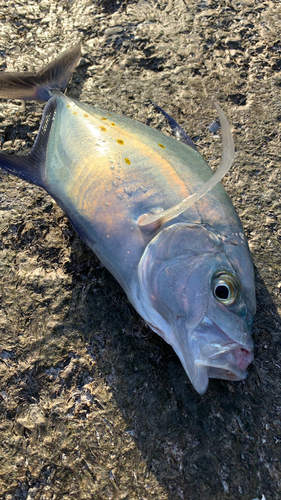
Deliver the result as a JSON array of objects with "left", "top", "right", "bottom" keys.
[{"left": 150, "top": 101, "right": 198, "bottom": 151}]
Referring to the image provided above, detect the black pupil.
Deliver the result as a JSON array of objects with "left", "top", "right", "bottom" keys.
[{"left": 215, "top": 284, "right": 229, "bottom": 300}]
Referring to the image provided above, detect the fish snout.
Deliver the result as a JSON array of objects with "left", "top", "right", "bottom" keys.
[{"left": 171, "top": 316, "right": 254, "bottom": 394}]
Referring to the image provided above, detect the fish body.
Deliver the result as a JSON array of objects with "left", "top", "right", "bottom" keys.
[{"left": 0, "top": 44, "right": 256, "bottom": 394}]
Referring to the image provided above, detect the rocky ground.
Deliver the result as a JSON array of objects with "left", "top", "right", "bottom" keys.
[{"left": 0, "top": 0, "right": 280, "bottom": 499}]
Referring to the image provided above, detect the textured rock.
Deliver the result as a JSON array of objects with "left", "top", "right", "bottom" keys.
[{"left": 0, "top": 1, "right": 280, "bottom": 499}]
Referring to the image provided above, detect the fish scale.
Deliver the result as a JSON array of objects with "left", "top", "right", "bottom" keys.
[{"left": 0, "top": 43, "right": 256, "bottom": 394}]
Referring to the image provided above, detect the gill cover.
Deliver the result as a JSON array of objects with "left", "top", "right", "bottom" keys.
[{"left": 138, "top": 223, "right": 254, "bottom": 394}]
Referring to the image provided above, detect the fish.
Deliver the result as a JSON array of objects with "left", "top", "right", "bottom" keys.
[{"left": 0, "top": 43, "right": 256, "bottom": 394}]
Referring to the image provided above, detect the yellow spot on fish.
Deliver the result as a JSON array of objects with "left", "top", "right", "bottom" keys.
[
  {"left": 107, "top": 114, "right": 113, "bottom": 117},
  {"left": 83, "top": 113, "right": 89, "bottom": 118},
  {"left": 100, "top": 126, "right": 107, "bottom": 132},
  {"left": 67, "top": 104, "right": 71, "bottom": 108},
  {"left": 125, "top": 158, "right": 131, "bottom": 165},
  {"left": 117, "top": 139, "right": 124, "bottom": 145},
  {"left": 73, "top": 111, "right": 78, "bottom": 115},
  {"left": 111, "top": 122, "right": 116, "bottom": 126},
  {"left": 158, "top": 143, "right": 165, "bottom": 149},
  {"left": 101, "top": 117, "right": 107, "bottom": 120}
]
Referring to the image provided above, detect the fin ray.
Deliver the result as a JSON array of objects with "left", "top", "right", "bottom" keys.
[
  {"left": 0, "top": 43, "right": 81, "bottom": 101},
  {"left": 150, "top": 101, "right": 198, "bottom": 151},
  {"left": 138, "top": 103, "right": 235, "bottom": 231},
  {"left": 0, "top": 97, "right": 57, "bottom": 186}
]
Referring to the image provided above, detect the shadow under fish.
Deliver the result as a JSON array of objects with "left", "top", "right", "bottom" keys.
[{"left": 0, "top": 44, "right": 256, "bottom": 394}]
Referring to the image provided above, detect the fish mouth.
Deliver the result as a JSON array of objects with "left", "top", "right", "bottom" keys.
[
  {"left": 195, "top": 341, "right": 254, "bottom": 381},
  {"left": 173, "top": 317, "right": 254, "bottom": 395}
]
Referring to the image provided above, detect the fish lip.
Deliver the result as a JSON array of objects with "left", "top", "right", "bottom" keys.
[
  {"left": 195, "top": 346, "right": 254, "bottom": 381},
  {"left": 192, "top": 317, "right": 254, "bottom": 382},
  {"left": 164, "top": 315, "right": 254, "bottom": 395}
]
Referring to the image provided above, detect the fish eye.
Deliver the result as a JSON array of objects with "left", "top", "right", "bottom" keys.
[{"left": 212, "top": 272, "right": 240, "bottom": 305}]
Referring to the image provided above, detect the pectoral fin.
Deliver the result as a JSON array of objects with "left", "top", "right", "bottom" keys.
[{"left": 138, "top": 103, "right": 235, "bottom": 231}]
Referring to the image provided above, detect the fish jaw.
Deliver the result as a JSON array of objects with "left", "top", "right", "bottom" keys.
[
  {"left": 132, "top": 283, "right": 254, "bottom": 395},
  {"left": 170, "top": 315, "right": 254, "bottom": 394}
]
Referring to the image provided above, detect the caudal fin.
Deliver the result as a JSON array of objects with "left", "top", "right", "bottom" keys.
[
  {"left": 0, "top": 97, "right": 57, "bottom": 187},
  {"left": 0, "top": 44, "right": 81, "bottom": 186},
  {"left": 0, "top": 43, "right": 81, "bottom": 101}
]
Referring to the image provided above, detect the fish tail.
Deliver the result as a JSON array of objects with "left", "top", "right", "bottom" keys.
[
  {"left": 0, "top": 43, "right": 81, "bottom": 101},
  {"left": 0, "top": 97, "right": 57, "bottom": 187},
  {"left": 0, "top": 44, "right": 81, "bottom": 186}
]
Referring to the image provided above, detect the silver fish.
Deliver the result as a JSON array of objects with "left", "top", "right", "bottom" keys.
[{"left": 0, "top": 44, "right": 256, "bottom": 394}]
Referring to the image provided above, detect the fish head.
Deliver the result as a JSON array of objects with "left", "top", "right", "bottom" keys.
[{"left": 138, "top": 223, "right": 256, "bottom": 394}]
